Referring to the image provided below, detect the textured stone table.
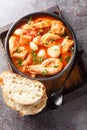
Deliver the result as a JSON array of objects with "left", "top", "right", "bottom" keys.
[{"left": 0, "top": 0, "right": 87, "bottom": 130}]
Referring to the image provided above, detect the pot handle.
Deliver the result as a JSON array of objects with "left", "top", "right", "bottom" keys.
[{"left": 44, "top": 5, "right": 64, "bottom": 18}]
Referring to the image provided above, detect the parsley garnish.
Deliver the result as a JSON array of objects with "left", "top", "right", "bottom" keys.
[
  {"left": 16, "top": 48, "right": 21, "bottom": 53},
  {"left": 42, "top": 69, "right": 47, "bottom": 75},
  {"left": 44, "top": 42, "right": 49, "bottom": 45},
  {"left": 31, "top": 51, "right": 44, "bottom": 64},
  {"left": 18, "top": 59, "right": 23, "bottom": 66},
  {"left": 37, "top": 31, "right": 42, "bottom": 35},
  {"left": 38, "top": 57, "right": 44, "bottom": 63},
  {"left": 59, "top": 57, "right": 62, "bottom": 62},
  {"left": 50, "top": 38, "right": 55, "bottom": 42},
  {"left": 28, "top": 17, "right": 32, "bottom": 24},
  {"left": 53, "top": 65, "right": 58, "bottom": 68},
  {"left": 65, "top": 56, "right": 70, "bottom": 63}
]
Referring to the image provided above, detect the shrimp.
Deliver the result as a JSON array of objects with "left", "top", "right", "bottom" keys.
[
  {"left": 27, "top": 58, "right": 63, "bottom": 76},
  {"left": 61, "top": 37, "right": 74, "bottom": 53},
  {"left": 51, "top": 20, "right": 65, "bottom": 35},
  {"left": 47, "top": 45, "right": 60, "bottom": 58},
  {"left": 20, "top": 35, "right": 31, "bottom": 44},
  {"left": 41, "top": 33, "right": 60, "bottom": 47},
  {"left": 33, "top": 20, "right": 51, "bottom": 28},
  {"left": 9, "top": 35, "right": 19, "bottom": 54}
]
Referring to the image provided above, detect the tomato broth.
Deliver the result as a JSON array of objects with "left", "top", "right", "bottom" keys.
[{"left": 9, "top": 15, "right": 74, "bottom": 78}]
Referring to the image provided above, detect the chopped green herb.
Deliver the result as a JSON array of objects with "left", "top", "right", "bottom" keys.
[
  {"left": 37, "top": 31, "right": 42, "bottom": 35},
  {"left": 31, "top": 52, "right": 37, "bottom": 64},
  {"left": 28, "top": 17, "right": 32, "bottom": 24},
  {"left": 44, "top": 42, "right": 49, "bottom": 45},
  {"left": 59, "top": 57, "right": 62, "bottom": 62},
  {"left": 65, "top": 56, "right": 70, "bottom": 63},
  {"left": 17, "top": 59, "right": 23, "bottom": 66},
  {"left": 44, "top": 39, "right": 55, "bottom": 45},
  {"left": 33, "top": 52, "right": 37, "bottom": 57},
  {"left": 31, "top": 51, "right": 37, "bottom": 57},
  {"left": 38, "top": 57, "right": 44, "bottom": 63},
  {"left": 16, "top": 48, "right": 21, "bottom": 53},
  {"left": 33, "top": 57, "right": 37, "bottom": 64},
  {"left": 54, "top": 48, "right": 57, "bottom": 51},
  {"left": 33, "top": 57, "right": 43, "bottom": 64},
  {"left": 50, "top": 38, "right": 55, "bottom": 42},
  {"left": 53, "top": 65, "right": 58, "bottom": 68},
  {"left": 31, "top": 51, "right": 44, "bottom": 64},
  {"left": 42, "top": 69, "right": 47, "bottom": 75}
]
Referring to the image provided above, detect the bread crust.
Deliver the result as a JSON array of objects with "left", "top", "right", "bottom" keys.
[
  {"left": 0, "top": 71, "right": 46, "bottom": 105},
  {"left": 3, "top": 90, "right": 47, "bottom": 116},
  {"left": 0, "top": 71, "right": 48, "bottom": 115}
]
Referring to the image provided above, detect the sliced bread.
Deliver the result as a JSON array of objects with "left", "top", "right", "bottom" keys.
[
  {"left": 0, "top": 71, "right": 46, "bottom": 105},
  {"left": 2, "top": 90, "right": 47, "bottom": 116}
]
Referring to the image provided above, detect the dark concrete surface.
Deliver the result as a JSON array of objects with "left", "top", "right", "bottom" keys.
[{"left": 0, "top": 0, "right": 87, "bottom": 130}]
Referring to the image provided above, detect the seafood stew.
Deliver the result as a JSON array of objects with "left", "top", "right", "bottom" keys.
[{"left": 8, "top": 14, "right": 74, "bottom": 78}]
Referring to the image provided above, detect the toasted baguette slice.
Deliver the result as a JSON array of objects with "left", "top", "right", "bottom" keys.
[
  {"left": 0, "top": 71, "right": 46, "bottom": 105},
  {"left": 3, "top": 90, "right": 47, "bottom": 116}
]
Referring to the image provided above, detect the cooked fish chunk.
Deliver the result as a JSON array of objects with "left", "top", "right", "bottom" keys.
[
  {"left": 20, "top": 35, "right": 31, "bottom": 44},
  {"left": 51, "top": 20, "right": 65, "bottom": 35},
  {"left": 13, "top": 50, "right": 28, "bottom": 60},
  {"left": 33, "top": 20, "right": 51, "bottom": 28}
]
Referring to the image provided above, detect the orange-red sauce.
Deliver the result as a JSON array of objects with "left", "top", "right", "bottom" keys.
[{"left": 9, "top": 15, "right": 74, "bottom": 77}]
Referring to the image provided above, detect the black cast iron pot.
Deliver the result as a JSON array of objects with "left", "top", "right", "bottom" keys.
[{"left": 5, "top": 11, "right": 77, "bottom": 82}]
